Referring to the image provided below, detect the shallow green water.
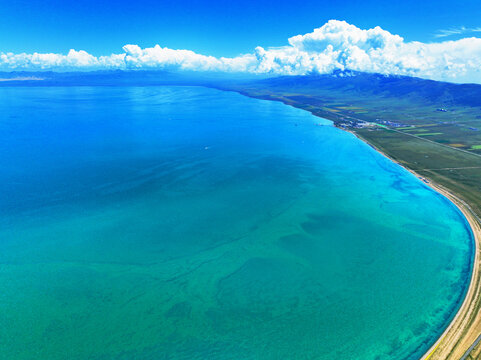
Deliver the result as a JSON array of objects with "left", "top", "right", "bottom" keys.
[{"left": 0, "top": 86, "right": 473, "bottom": 359}]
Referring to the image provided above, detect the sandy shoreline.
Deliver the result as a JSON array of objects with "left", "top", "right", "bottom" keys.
[
  {"left": 350, "top": 130, "right": 481, "bottom": 360},
  {"left": 231, "top": 91, "right": 481, "bottom": 358},
  {"left": 418, "top": 183, "right": 481, "bottom": 360}
]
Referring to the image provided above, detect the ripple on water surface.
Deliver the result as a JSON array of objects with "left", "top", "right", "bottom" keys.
[{"left": 0, "top": 86, "right": 473, "bottom": 360}]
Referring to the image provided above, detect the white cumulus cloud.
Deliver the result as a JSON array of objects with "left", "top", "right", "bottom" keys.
[
  {"left": 2, "top": 20, "right": 481, "bottom": 83},
  {"left": 122, "top": 44, "right": 256, "bottom": 72}
]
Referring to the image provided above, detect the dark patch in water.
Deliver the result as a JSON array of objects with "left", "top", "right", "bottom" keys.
[{"left": 165, "top": 301, "right": 192, "bottom": 319}]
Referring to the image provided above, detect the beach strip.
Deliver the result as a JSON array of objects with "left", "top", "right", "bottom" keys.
[{"left": 351, "top": 131, "right": 481, "bottom": 360}]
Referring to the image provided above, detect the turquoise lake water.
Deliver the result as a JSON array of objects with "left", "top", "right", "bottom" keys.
[{"left": 0, "top": 86, "right": 473, "bottom": 359}]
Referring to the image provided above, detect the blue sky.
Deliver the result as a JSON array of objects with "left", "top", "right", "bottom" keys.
[
  {"left": 1, "top": 0, "right": 481, "bottom": 56},
  {"left": 1, "top": 0, "right": 481, "bottom": 84}
]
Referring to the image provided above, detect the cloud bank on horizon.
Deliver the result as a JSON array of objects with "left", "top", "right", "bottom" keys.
[{"left": 2, "top": 20, "right": 481, "bottom": 84}]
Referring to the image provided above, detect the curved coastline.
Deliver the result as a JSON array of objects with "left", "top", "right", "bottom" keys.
[
  {"left": 2, "top": 89, "right": 475, "bottom": 360},
  {"left": 225, "top": 89, "right": 481, "bottom": 359},
  {"left": 351, "top": 131, "right": 481, "bottom": 360},
  {"left": 416, "top": 183, "right": 480, "bottom": 360},
  {"left": 418, "top": 187, "right": 479, "bottom": 360}
]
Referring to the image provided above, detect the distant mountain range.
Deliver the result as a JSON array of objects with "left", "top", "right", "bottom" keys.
[
  {"left": 227, "top": 71, "right": 481, "bottom": 108},
  {"left": 2, "top": 70, "right": 481, "bottom": 108},
  {"left": 0, "top": 70, "right": 259, "bottom": 86}
]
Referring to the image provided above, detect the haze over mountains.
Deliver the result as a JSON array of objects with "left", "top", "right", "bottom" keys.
[{"left": 3, "top": 70, "right": 481, "bottom": 108}]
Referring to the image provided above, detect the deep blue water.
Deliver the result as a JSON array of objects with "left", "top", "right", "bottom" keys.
[{"left": 0, "top": 86, "right": 473, "bottom": 359}]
